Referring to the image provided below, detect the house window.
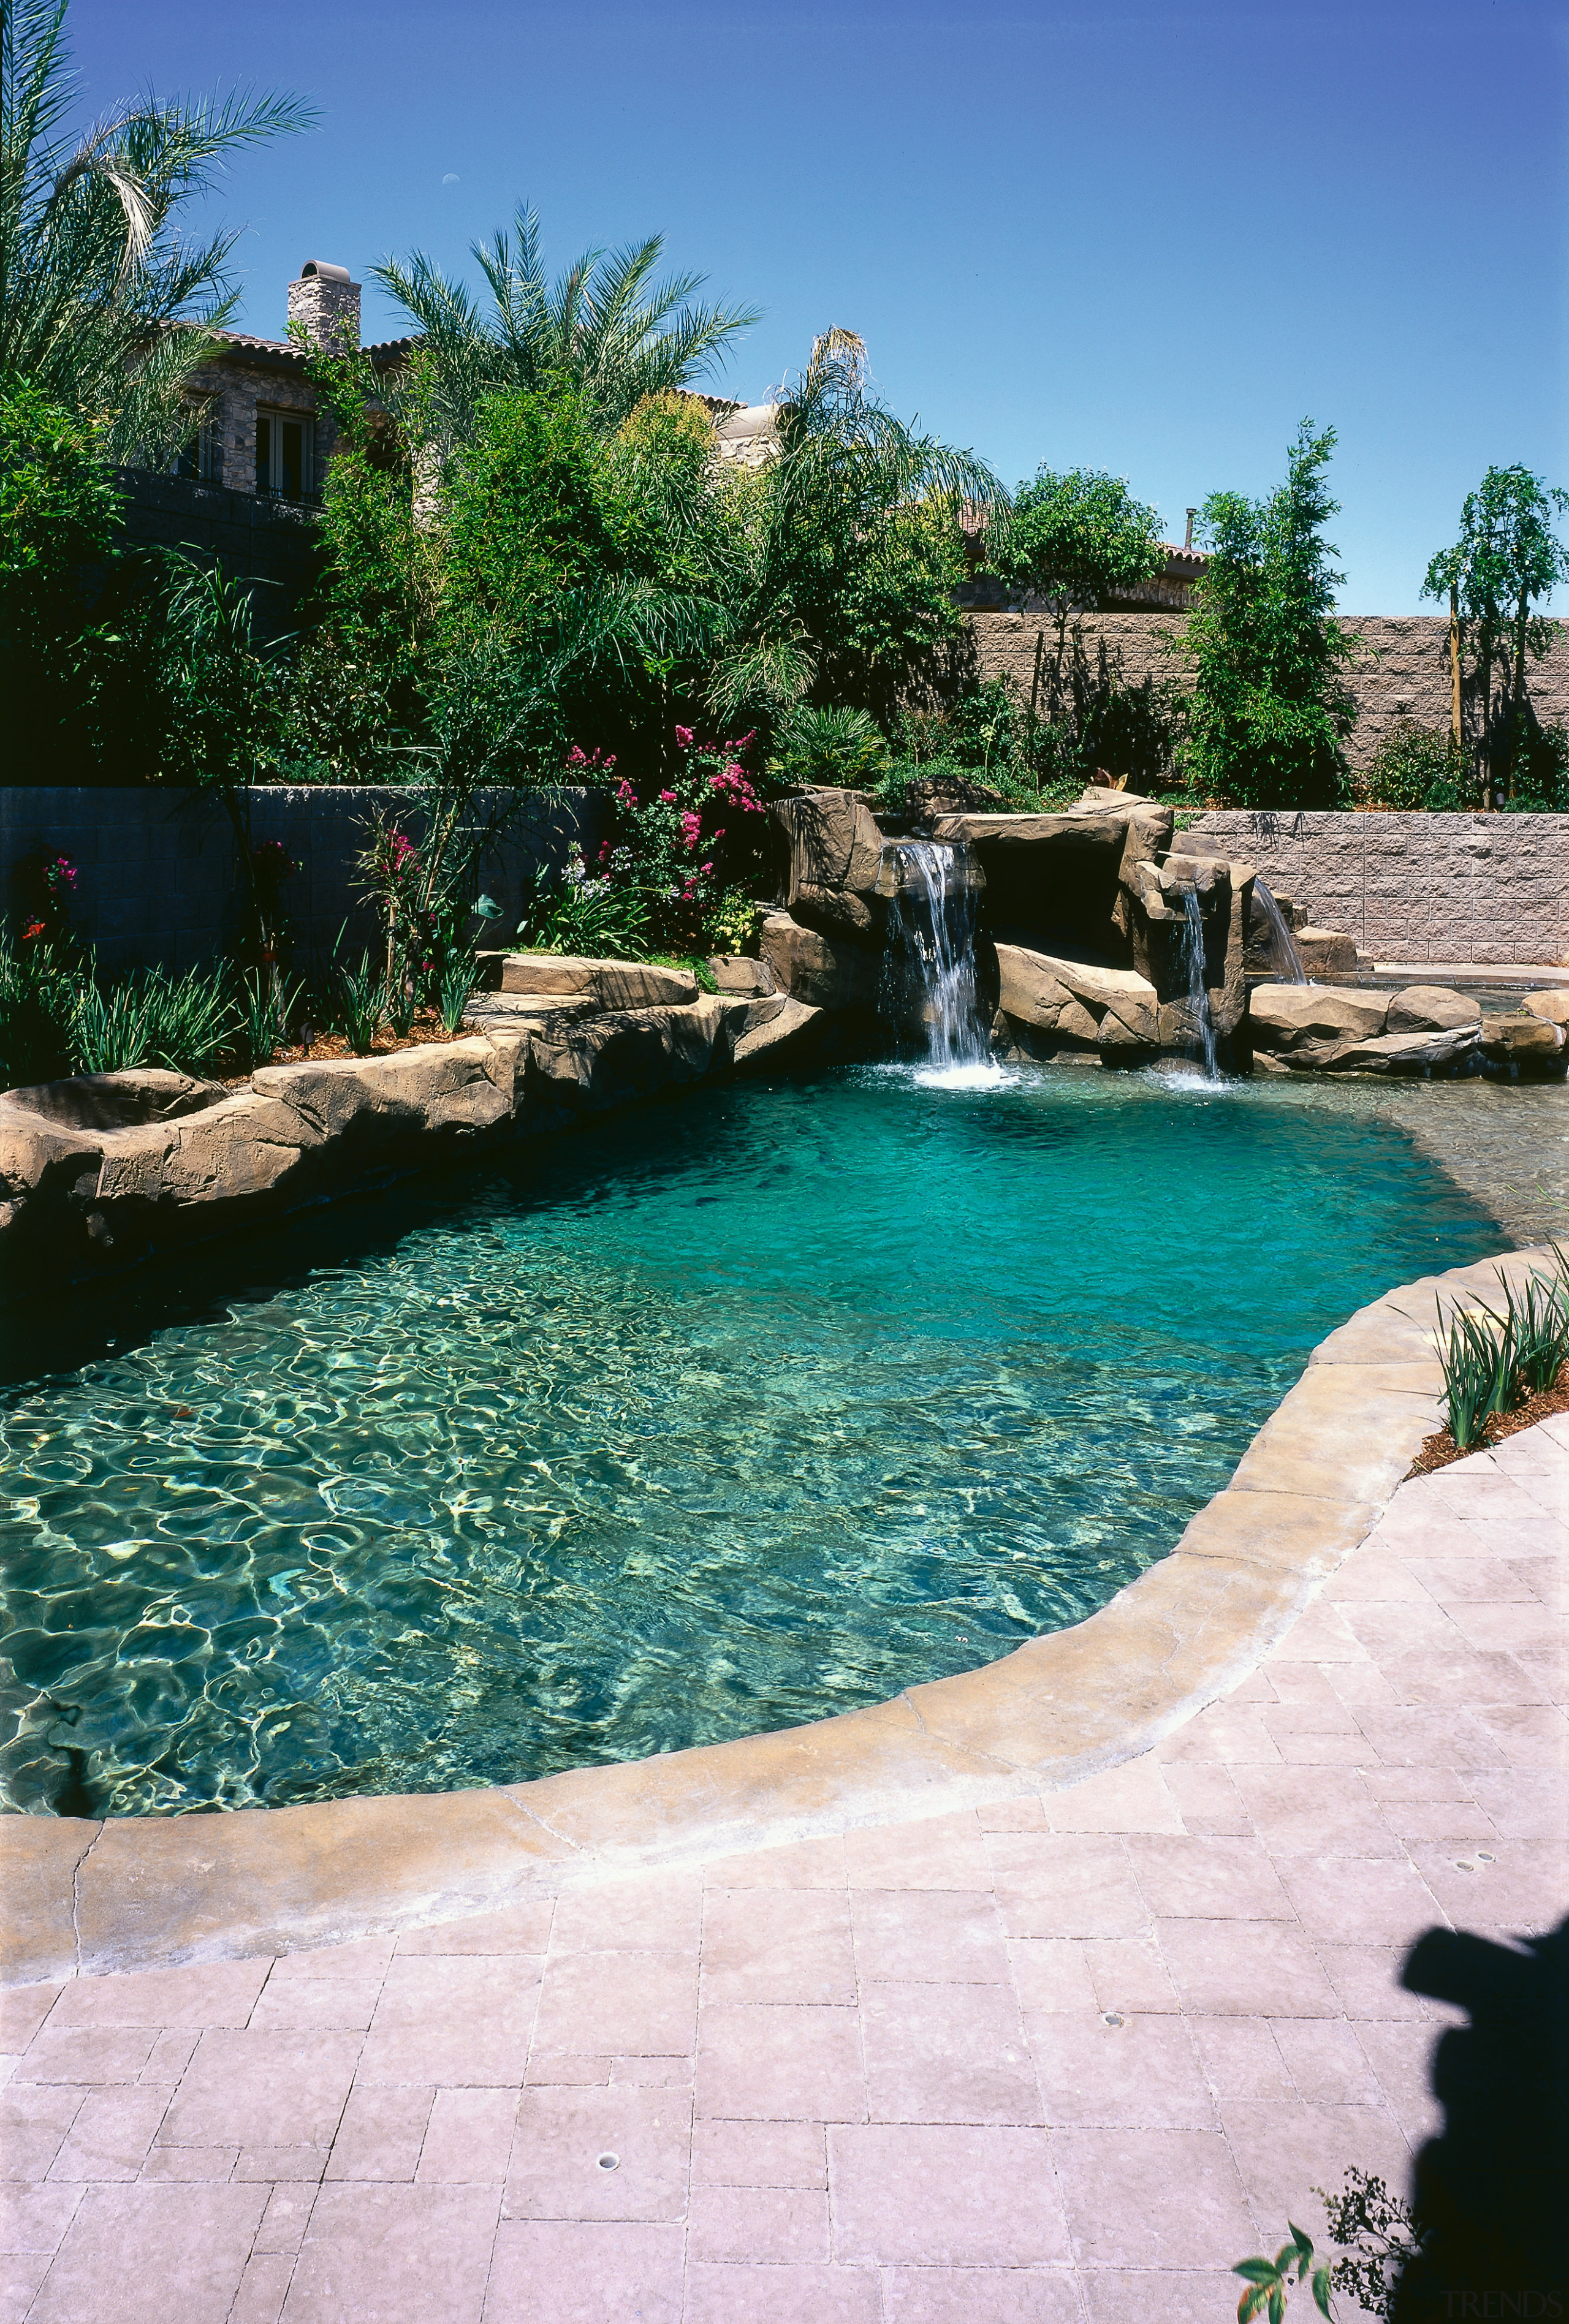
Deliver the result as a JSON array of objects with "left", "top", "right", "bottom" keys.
[
  {"left": 166, "top": 412, "right": 215, "bottom": 481},
  {"left": 255, "top": 409, "right": 313, "bottom": 500}
]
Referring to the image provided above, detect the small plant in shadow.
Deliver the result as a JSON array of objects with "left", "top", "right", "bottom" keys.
[
  {"left": 1233, "top": 2224, "right": 1335, "bottom": 2322},
  {"left": 1311, "top": 2169, "right": 1426, "bottom": 2322},
  {"left": 437, "top": 944, "right": 479, "bottom": 1035},
  {"left": 330, "top": 952, "right": 386, "bottom": 1054}
]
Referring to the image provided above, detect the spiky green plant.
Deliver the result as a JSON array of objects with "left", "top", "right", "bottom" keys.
[
  {"left": 329, "top": 951, "right": 385, "bottom": 1055},
  {"left": 1436, "top": 1298, "right": 1512, "bottom": 1452},
  {"left": 436, "top": 944, "right": 479, "bottom": 1035},
  {"left": 0, "top": 0, "right": 314, "bottom": 463},
  {"left": 374, "top": 202, "right": 759, "bottom": 455},
  {"left": 1498, "top": 1265, "right": 1569, "bottom": 1395},
  {"left": 237, "top": 967, "right": 299, "bottom": 1070}
]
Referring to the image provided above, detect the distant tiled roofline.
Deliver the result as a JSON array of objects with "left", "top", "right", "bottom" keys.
[{"left": 202, "top": 327, "right": 414, "bottom": 369}]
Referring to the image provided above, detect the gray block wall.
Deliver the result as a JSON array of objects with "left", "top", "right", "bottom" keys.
[
  {"left": 1182, "top": 811, "right": 1569, "bottom": 965},
  {"left": 0, "top": 786, "right": 610, "bottom": 975}
]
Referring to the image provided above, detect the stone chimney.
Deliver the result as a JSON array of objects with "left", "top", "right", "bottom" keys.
[{"left": 287, "top": 260, "right": 360, "bottom": 354}]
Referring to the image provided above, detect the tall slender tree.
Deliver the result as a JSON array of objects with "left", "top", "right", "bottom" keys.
[
  {"left": 1178, "top": 420, "right": 1357, "bottom": 811},
  {"left": 1422, "top": 466, "right": 1569, "bottom": 802}
]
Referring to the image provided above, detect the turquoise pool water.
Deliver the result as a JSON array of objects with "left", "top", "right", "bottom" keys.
[{"left": 0, "top": 1061, "right": 1503, "bottom": 1817}]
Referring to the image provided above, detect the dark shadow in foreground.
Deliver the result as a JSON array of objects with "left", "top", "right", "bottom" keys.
[{"left": 1392, "top": 1915, "right": 1568, "bottom": 2323}]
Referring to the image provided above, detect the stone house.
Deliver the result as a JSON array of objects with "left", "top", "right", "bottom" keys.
[
  {"left": 118, "top": 260, "right": 410, "bottom": 638},
  {"left": 118, "top": 261, "right": 765, "bottom": 637}
]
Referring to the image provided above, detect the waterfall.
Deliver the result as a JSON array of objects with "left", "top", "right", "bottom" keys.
[
  {"left": 878, "top": 839, "right": 991, "bottom": 1077},
  {"left": 1253, "top": 877, "right": 1307, "bottom": 983},
  {"left": 1179, "top": 887, "right": 1220, "bottom": 1080}
]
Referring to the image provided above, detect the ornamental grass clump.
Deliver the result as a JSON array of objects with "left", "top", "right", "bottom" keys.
[
  {"left": 1434, "top": 1255, "right": 1569, "bottom": 1454},
  {"left": 329, "top": 952, "right": 387, "bottom": 1055},
  {"left": 74, "top": 962, "right": 237, "bottom": 1076},
  {"left": 1435, "top": 1300, "right": 1511, "bottom": 1453},
  {"left": 1499, "top": 1264, "right": 1569, "bottom": 1394}
]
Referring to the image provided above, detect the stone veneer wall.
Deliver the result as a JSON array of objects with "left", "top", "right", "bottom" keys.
[
  {"left": 968, "top": 611, "right": 1569, "bottom": 776},
  {"left": 0, "top": 786, "right": 610, "bottom": 975},
  {"left": 1179, "top": 810, "right": 1569, "bottom": 965}
]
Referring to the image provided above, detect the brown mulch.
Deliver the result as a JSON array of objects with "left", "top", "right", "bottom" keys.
[
  {"left": 1407, "top": 1360, "right": 1569, "bottom": 1477},
  {"left": 217, "top": 1012, "right": 471, "bottom": 1088}
]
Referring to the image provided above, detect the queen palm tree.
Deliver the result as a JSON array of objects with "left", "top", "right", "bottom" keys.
[
  {"left": 373, "top": 202, "right": 760, "bottom": 455},
  {"left": 0, "top": 0, "right": 313, "bottom": 461}
]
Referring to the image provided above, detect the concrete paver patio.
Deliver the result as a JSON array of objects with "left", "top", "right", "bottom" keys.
[{"left": 1, "top": 1414, "right": 1564, "bottom": 2323}]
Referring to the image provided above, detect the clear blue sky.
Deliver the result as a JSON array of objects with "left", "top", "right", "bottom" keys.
[{"left": 73, "top": 0, "right": 1568, "bottom": 611}]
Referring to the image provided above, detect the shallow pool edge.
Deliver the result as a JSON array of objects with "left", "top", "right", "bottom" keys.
[{"left": 3, "top": 1243, "right": 1549, "bottom": 1988}]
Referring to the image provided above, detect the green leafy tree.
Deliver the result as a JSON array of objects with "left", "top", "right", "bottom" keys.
[
  {"left": 1, "top": 0, "right": 312, "bottom": 462},
  {"left": 1179, "top": 420, "right": 1356, "bottom": 810},
  {"left": 986, "top": 464, "right": 1166, "bottom": 698},
  {"left": 0, "top": 374, "right": 118, "bottom": 758},
  {"left": 1421, "top": 464, "right": 1569, "bottom": 801}
]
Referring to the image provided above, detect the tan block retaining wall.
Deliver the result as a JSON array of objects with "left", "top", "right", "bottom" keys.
[
  {"left": 2, "top": 1243, "right": 1551, "bottom": 1989},
  {"left": 967, "top": 610, "right": 1569, "bottom": 777},
  {"left": 1180, "top": 810, "right": 1569, "bottom": 965}
]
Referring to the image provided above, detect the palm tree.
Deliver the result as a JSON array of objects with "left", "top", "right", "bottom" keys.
[
  {"left": 709, "top": 328, "right": 1008, "bottom": 722},
  {"left": 0, "top": 0, "right": 313, "bottom": 462},
  {"left": 373, "top": 202, "right": 760, "bottom": 454}
]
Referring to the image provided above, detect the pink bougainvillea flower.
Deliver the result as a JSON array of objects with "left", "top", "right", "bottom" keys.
[
  {"left": 674, "top": 725, "right": 694, "bottom": 749},
  {"left": 660, "top": 789, "right": 678, "bottom": 804},
  {"left": 700, "top": 861, "right": 713, "bottom": 876}
]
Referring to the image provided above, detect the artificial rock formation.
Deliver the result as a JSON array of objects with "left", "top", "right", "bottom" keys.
[
  {"left": 0, "top": 965, "right": 828, "bottom": 1292},
  {"left": 1250, "top": 978, "right": 1567, "bottom": 1077},
  {"left": 758, "top": 782, "right": 1351, "bottom": 1072}
]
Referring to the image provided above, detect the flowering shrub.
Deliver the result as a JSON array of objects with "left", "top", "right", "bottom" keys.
[
  {"left": 18, "top": 852, "right": 77, "bottom": 945},
  {"left": 596, "top": 727, "right": 766, "bottom": 953}
]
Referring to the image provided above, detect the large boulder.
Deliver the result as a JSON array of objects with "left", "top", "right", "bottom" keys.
[
  {"left": 758, "top": 913, "right": 880, "bottom": 1011},
  {"left": 1249, "top": 985, "right": 1389, "bottom": 1051},
  {"left": 1132, "top": 856, "right": 1256, "bottom": 1043},
  {"left": 3, "top": 1069, "right": 227, "bottom": 1132},
  {"left": 1327, "top": 1027, "right": 1481, "bottom": 1075},
  {"left": 995, "top": 942, "right": 1158, "bottom": 1056},
  {"left": 253, "top": 1039, "right": 519, "bottom": 1148},
  {"left": 705, "top": 956, "right": 778, "bottom": 996},
  {"left": 526, "top": 998, "right": 731, "bottom": 1114},
  {"left": 772, "top": 789, "right": 887, "bottom": 938},
  {"left": 1295, "top": 928, "right": 1359, "bottom": 978},
  {"left": 1386, "top": 986, "right": 1483, "bottom": 1035},
  {"left": 729, "top": 995, "right": 825, "bottom": 1067},
  {"left": 1522, "top": 988, "right": 1569, "bottom": 1030},
  {"left": 1480, "top": 1013, "right": 1567, "bottom": 1073},
  {"left": 498, "top": 955, "right": 697, "bottom": 1007}
]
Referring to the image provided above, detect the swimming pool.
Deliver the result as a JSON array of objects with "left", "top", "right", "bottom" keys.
[{"left": 0, "top": 1059, "right": 1504, "bottom": 1816}]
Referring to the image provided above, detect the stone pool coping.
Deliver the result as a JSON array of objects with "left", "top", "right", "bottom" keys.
[{"left": 3, "top": 1243, "right": 1557, "bottom": 1991}]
